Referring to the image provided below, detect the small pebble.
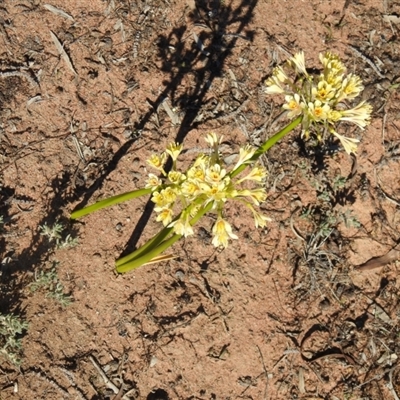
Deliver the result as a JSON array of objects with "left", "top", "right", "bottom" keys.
[
  {"left": 175, "top": 269, "right": 185, "bottom": 281},
  {"left": 150, "top": 356, "right": 158, "bottom": 367}
]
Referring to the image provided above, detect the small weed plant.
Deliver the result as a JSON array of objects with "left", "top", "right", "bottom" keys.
[
  {"left": 0, "top": 313, "right": 28, "bottom": 366},
  {"left": 0, "top": 214, "right": 28, "bottom": 366},
  {"left": 40, "top": 222, "right": 78, "bottom": 249},
  {"left": 29, "top": 262, "right": 72, "bottom": 307},
  {"left": 71, "top": 51, "right": 372, "bottom": 273}
]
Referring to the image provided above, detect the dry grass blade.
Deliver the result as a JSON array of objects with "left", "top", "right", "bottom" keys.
[
  {"left": 227, "top": 68, "right": 238, "bottom": 90},
  {"left": 89, "top": 355, "right": 119, "bottom": 394},
  {"left": 143, "top": 254, "right": 178, "bottom": 266},
  {"left": 27, "top": 95, "right": 43, "bottom": 106},
  {"left": 388, "top": 368, "right": 400, "bottom": 400},
  {"left": 355, "top": 247, "right": 400, "bottom": 271},
  {"left": 71, "top": 135, "right": 86, "bottom": 163},
  {"left": 290, "top": 211, "right": 306, "bottom": 242},
  {"left": 383, "top": 15, "right": 400, "bottom": 24},
  {"left": 193, "top": 32, "right": 210, "bottom": 56},
  {"left": 44, "top": 4, "right": 74, "bottom": 20},
  {"left": 298, "top": 367, "right": 305, "bottom": 394},
  {"left": 160, "top": 99, "right": 180, "bottom": 125},
  {"left": 227, "top": 68, "right": 241, "bottom": 100},
  {"left": 349, "top": 44, "right": 385, "bottom": 78},
  {"left": 50, "top": 31, "right": 78, "bottom": 76},
  {"left": 114, "top": 19, "right": 126, "bottom": 42},
  {"left": 88, "top": 356, "right": 134, "bottom": 400}
]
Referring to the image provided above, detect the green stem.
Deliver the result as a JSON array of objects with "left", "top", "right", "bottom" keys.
[
  {"left": 116, "top": 232, "right": 181, "bottom": 273},
  {"left": 116, "top": 199, "right": 205, "bottom": 267},
  {"left": 71, "top": 188, "right": 152, "bottom": 220},
  {"left": 230, "top": 115, "right": 302, "bottom": 178},
  {"left": 115, "top": 224, "right": 175, "bottom": 267},
  {"left": 116, "top": 202, "right": 213, "bottom": 273}
]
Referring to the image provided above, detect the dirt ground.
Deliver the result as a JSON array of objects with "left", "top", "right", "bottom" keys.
[{"left": 1, "top": 0, "right": 400, "bottom": 399}]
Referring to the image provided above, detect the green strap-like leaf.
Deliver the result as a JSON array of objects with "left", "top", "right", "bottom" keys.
[
  {"left": 116, "top": 201, "right": 213, "bottom": 273},
  {"left": 70, "top": 188, "right": 152, "bottom": 220}
]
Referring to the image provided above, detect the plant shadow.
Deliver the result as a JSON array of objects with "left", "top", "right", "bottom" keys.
[
  {"left": 0, "top": 0, "right": 258, "bottom": 339},
  {"left": 120, "top": 0, "right": 258, "bottom": 255}
]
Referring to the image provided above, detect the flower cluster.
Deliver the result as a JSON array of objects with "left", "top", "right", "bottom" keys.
[
  {"left": 265, "top": 51, "right": 372, "bottom": 154},
  {"left": 146, "top": 133, "right": 270, "bottom": 248}
]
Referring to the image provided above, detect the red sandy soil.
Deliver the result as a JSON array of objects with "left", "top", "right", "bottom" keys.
[{"left": 1, "top": 0, "right": 400, "bottom": 399}]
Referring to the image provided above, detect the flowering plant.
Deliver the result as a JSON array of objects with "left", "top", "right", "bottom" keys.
[
  {"left": 71, "top": 51, "right": 372, "bottom": 273},
  {"left": 265, "top": 51, "right": 372, "bottom": 154},
  {"left": 147, "top": 133, "right": 270, "bottom": 244}
]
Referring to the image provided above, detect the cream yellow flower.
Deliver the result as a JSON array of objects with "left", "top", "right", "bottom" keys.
[
  {"left": 187, "top": 165, "right": 205, "bottom": 181},
  {"left": 166, "top": 142, "right": 183, "bottom": 161},
  {"left": 339, "top": 101, "right": 372, "bottom": 129},
  {"left": 181, "top": 180, "right": 202, "bottom": 198},
  {"left": 337, "top": 74, "right": 364, "bottom": 101},
  {"left": 312, "top": 80, "right": 336, "bottom": 103},
  {"left": 253, "top": 211, "right": 271, "bottom": 228},
  {"left": 151, "top": 191, "right": 166, "bottom": 207},
  {"left": 205, "top": 132, "right": 222, "bottom": 147},
  {"left": 239, "top": 165, "right": 267, "bottom": 183},
  {"left": 245, "top": 203, "right": 271, "bottom": 228},
  {"left": 264, "top": 79, "right": 285, "bottom": 94},
  {"left": 193, "top": 154, "right": 208, "bottom": 168},
  {"left": 205, "top": 164, "right": 227, "bottom": 184},
  {"left": 238, "top": 189, "right": 267, "bottom": 205},
  {"left": 168, "top": 170, "right": 185, "bottom": 185},
  {"left": 289, "top": 51, "right": 308, "bottom": 76},
  {"left": 162, "top": 187, "right": 177, "bottom": 204},
  {"left": 201, "top": 181, "right": 231, "bottom": 204},
  {"left": 151, "top": 187, "right": 176, "bottom": 208},
  {"left": 331, "top": 131, "right": 360, "bottom": 155},
  {"left": 212, "top": 218, "right": 238, "bottom": 248},
  {"left": 320, "top": 51, "right": 345, "bottom": 76},
  {"left": 264, "top": 66, "right": 290, "bottom": 94},
  {"left": 283, "top": 94, "right": 303, "bottom": 118},
  {"left": 155, "top": 207, "right": 174, "bottom": 226},
  {"left": 148, "top": 133, "right": 269, "bottom": 249},
  {"left": 145, "top": 173, "right": 162, "bottom": 190},
  {"left": 265, "top": 51, "right": 372, "bottom": 154},
  {"left": 307, "top": 100, "right": 331, "bottom": 121},
  {"left": 147, "top": 153, "right": 167, "bottom": 173},
  {"left": 327, "top": 109, "right": 342, "bottom": 122},
  {"left": 233, "top": 144, "right": 256, "bottom": 171},
  {"left": 274, "top": 65, "right": 290, "bottom": 83},
  {"left": 169, "top": 217, "right": 194, "bottom": 237}
]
